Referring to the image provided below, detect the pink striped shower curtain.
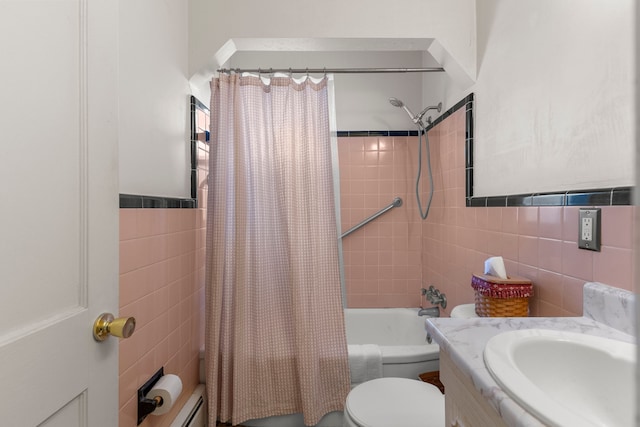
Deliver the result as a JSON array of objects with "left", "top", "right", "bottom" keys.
[{"left": 205, "top": 74, "right": 350, "bottom": 426}]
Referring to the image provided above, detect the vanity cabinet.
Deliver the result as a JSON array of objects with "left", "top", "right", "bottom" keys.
[{"left": 440, "top": 352, "right": 507, "bottom": 427}]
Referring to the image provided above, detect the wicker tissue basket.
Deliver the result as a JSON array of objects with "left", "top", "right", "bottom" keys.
[{"left": 471, "top": 274, "right": 533, "bottom": 317}]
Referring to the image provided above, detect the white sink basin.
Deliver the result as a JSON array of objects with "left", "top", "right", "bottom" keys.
[{"left": 484, "top": 329, "right": 635, "bottom": 427}]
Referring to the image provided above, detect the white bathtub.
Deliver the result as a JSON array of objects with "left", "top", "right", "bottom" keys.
[
  {"left": 242, "top": 307, "right": 440, "bottom": 427},
  {"left": 345, "top": 307, "right": 440, "bottom": 380}
]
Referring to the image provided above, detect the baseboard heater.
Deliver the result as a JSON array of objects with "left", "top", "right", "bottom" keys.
[{"left": 170, "top": 384, "right": 206, "bottom": 427}]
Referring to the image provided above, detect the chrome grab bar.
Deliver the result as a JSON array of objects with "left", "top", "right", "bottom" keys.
[{"left": 340, "top": 197, "right": 403, "bottom": 239}]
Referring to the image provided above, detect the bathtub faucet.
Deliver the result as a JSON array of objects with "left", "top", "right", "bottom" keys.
[
  {"left": 418, "top": 306, "right": 440, "bottom": 317},
  {"left": 422, "top": 285, "right": 447, "bottom": 309}
]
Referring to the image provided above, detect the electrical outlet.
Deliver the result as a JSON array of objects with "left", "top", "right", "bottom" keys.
[
  {"left": 578, "top": 208, "right": 601, "bottom": 251},
  {"left": 581, "top": 217, "right": 593, "bottom": 241}
]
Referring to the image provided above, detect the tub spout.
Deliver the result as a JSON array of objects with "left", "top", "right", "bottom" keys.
[{"left": 418, "top": 307, "right": 440, "bottom": 317}]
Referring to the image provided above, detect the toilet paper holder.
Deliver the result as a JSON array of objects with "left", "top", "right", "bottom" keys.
[{"left": 137, "top": 367, "right": 165, "bottom": 425}]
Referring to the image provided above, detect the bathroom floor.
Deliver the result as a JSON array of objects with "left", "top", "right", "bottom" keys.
[
  {"left": 213, "top": 372, "right": 444, "bottom": 427},
  {"left": 419, "top": 371, "right": 445, "bottom": 394}
]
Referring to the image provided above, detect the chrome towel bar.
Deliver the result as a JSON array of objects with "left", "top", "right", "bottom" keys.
[{"left": 340, "top": 197, "right": 403, "bottom": 239}]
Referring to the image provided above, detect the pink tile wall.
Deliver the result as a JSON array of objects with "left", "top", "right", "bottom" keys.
[
  {"left": 117, "top": 139, "right": 208, "bottom": 426},
  {"left": 338, "top": 135, "right": 424, "bottom": 307},
  {"left": 118, "top": 207, "right": 206, "bottom": 426},
  {"left": 420, "top": 109, "right": 634, "bottom": 317},
  {"left": 339, "top": 108, "right": 634, "bottom": 314}
]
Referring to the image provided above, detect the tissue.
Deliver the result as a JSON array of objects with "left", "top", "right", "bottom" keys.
[
  {"left": 484, "top": 256, "right": 507, "bottom": 279},
  {"left": 147, "top": 374, "right": 183, "bottom": 416}
]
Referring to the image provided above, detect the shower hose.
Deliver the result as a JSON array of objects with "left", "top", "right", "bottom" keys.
[{"left": 415, "top": 124, "right": 434, "bottom": 220}]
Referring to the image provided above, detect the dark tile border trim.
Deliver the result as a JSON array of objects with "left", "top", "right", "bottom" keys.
[
  {"left": 468, "top": 187, "right": 633, "bottom": 207},
  {"left": 336, "top": 130, "right": 419, "bottom": 137},
  {"left": 119, "top": 194, "right": 196, "bottom": 209},
  {"left": 189, "top": 95, "right": 209, "bottom": 206}
]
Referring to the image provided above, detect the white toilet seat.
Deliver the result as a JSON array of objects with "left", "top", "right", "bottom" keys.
[
  {"left": 450, "top": 303, "right": 478, "bottom": 318},
  {"left": 344, "top": 377, "right": 445, "bottom": 427}
]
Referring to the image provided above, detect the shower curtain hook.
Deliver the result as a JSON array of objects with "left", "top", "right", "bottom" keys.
[
  {"left": 323, "top": 67, "right": 326, "bottom": 79},
  {"left": 306, "top": 67, "right": 309, "bottom": 79},
  {"left": 288, "top": 67, "right": 292, "bottom": 78}
]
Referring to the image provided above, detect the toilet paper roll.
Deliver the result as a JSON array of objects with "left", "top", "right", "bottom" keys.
[
  {"left": 483, "top": 256, "right": 507, "bottom": 279},
  {"left": 147, "top": 374, "right": 183, "bottom": 416}
]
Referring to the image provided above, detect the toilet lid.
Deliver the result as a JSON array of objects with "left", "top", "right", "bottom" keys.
[
  {"left": 346, "top": 378, "right": 444, "bottom": 427},
  {"left": 450, "top": 303, "right": 478, "bottom": 318}
]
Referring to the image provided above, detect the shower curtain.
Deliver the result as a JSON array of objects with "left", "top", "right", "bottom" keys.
[{"left": 205, "top": 73, "right": 351, "bottom": 426}]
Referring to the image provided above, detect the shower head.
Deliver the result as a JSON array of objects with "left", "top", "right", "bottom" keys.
[
  {"left": 389, "top": 97, "right": 442, "bottom": 127},
  {"left": 388, "top": 97, "right": 404, "bottom": 108},
  {"left": 389, "top": 97, "right": 418, "bottom": 124}
]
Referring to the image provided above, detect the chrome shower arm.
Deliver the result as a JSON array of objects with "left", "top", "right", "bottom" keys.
[{"left": 415, "top": 102, "right": 443, "bottom": 123}]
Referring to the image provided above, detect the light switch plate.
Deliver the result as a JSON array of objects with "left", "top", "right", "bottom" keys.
[{"left": 578, "top": 208, "right": 601, "bottom": 251}]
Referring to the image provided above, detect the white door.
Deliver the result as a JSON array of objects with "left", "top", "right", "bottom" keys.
[{"left": 0, "top": 0, "right": 119, "bottom": 426}]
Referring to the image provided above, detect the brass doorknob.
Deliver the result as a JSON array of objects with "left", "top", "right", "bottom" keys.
[{"left": 93, "top": 313, "right": 136, "bottom": 341}]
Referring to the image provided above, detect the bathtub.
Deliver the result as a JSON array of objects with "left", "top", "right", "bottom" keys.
[
  {"left": 345, "top": 307, "right": 440, "bottom": 380},
  {"left": 241, "top": 307, "right": 440, "bottom": 427}
]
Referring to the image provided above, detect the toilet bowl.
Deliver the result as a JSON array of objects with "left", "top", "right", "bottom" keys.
[
  {"left": 343, "top": 377, "right": 444, "bottom": 427},
  {"left": 341, "top": 305, "right": 476, "bottom": 427},
  {"left": 450, "top": 303, "right": 478, "bottom": 319}
]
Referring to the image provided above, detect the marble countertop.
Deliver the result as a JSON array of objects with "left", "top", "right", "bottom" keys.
[{"left": 424, "top": 282, "right": 636, "bottom": 427}]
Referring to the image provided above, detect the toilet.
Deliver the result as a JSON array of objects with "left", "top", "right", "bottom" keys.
[
  {"left": 342, "top": 305, "right": 479, "bottom": 427},
  {"left": 343, "top": 377, "right": 444, "bottom": 427},
  {"left": 449, "top": 303, "right": 478, "bottom": 319}
]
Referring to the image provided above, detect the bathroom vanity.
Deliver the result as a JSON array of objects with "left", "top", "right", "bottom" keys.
[
  {"left": 425, "top": 282, "right": 636, "bottom": 427},
  {"left": 439, "top": 350, "right": 508, "bottom": 426}
]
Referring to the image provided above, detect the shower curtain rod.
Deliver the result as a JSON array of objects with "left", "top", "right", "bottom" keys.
[{"left": 216, "top": 67, "right": 445, "bottom": 74}]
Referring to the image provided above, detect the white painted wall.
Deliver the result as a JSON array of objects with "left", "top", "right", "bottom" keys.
[
  {"left": 119, "top": 0, "right": 191, "bottom": 198},
  {"left": 441, "top": 0, "right": 634, "bottom": 196},
  {"left": 188, "top": 0, "right": 476, "bottom": 85}
]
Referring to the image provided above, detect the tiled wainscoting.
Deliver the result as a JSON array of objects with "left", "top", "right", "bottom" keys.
[{"left": 118, "top": 208, "right": 206, "bottom": 426}]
